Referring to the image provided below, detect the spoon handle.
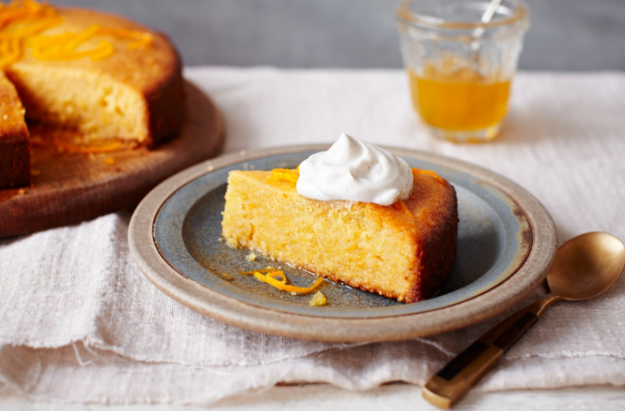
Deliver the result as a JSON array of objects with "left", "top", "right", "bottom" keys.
[{"left": 422, "top": 293, "right": 561, "bottom": 409}]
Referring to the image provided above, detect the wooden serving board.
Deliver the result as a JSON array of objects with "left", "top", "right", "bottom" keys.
[{"left": 0, "top": 80, "right": 225, "bottom": 238}]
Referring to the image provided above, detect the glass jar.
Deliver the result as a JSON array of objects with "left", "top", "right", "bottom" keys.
[{"left": 396, "top": 0, "right": 529, "bottom": 143}]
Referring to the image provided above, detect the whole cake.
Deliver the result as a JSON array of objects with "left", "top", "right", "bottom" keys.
[
  {"left": 222, "top": 135, "right": 458, "bottom": 303},
  {"left": 0, "top": 1, "right": 185, "bottom": 189}
]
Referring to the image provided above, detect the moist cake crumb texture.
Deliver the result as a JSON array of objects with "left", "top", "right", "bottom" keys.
[{"left": 221, "top": 169, "right": 458, "bottom": 303}]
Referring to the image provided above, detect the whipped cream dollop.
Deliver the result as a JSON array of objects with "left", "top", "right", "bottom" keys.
[{"left": 296, "top": 133, "right": 413, "bottom": 206}]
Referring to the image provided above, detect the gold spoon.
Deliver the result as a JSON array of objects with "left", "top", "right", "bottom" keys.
[{"left": 423, "top": 232, "right": 625, "bottom": 409}]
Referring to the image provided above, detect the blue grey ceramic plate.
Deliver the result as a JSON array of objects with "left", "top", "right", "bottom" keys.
[{"left": 129, "top": 145, "right": 557, "bottom": 342}]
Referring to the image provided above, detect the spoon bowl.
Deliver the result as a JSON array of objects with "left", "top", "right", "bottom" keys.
[{"left": 547, "top": 232, "right": 625, "bottom": 301}]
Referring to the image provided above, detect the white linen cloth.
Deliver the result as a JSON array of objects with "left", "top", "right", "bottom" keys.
[{"left": 1, "top": 67, "right": 625, "bottom": 404}]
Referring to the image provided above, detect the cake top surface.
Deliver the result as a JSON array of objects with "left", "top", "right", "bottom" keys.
[{"left": 235, "top": 166, "right": 455, "bottom": 236}]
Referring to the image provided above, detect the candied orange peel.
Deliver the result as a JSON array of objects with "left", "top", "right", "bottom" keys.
[
  {"left": 242, "top": 266, "right": 324, "bottom": 295},
  {"left": 267, "top": 167, "right": 299, "bottom": 185},
  {"left": 412, "top": 167, "right": 447, "bottom": 185}
]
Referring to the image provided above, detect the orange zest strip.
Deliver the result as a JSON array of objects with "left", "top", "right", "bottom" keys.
[
  {"left": 96, "top": 26, "right": 152, "bottom": 48},
  {"left": 253, "top": 271, "right": 324, "bottom": 295},
  {"left": 412, "top": 167, "right": 448, "bottom": 185},
  {"left": 267, "top": 270, "right": 287, "bottom": 284},
  {"left": 242, "top": 266, "right": 324, "bottom": 295},
  {"left": 267, "top": 168, "right": 299, "bottom": 184},
  {"left": 0, "top": 1, "right": 56, "bottom": 32},
  {"left": 26, "top": 32, "right": 73, "bottom": 47},
  {"left": 64, "top": 24, "right": 100, "bottom": 51},
  {"left": 0, "top": 35, "right": 19, "bottom": 66},
  {"left": 52, "top": 138, "right": 123, "bottom": 154},
  {"left": 87, "top": 39, "right": 114, "bottom": 61},
  {"left": 30, "top": 24, "right": 116, "bottom": 61},
  {"left": 0, "top": 1, "right": 61, "bottom": 66},
  {"left": 239, "top": 266, "right": 275, "bottom": 276},
  {"left": 2, "top": 15, "right": 62, "bottom": 39},
  {"left": 394, "top": 199, "right": 412, "bottom": 218}
]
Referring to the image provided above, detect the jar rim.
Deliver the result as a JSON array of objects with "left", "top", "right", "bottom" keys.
[{"left": 396, "top": 0, "right": 529, "bottom": 30}]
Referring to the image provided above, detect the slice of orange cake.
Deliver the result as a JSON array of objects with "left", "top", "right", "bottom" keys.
[{"left": 222, "top": 135, "right": 458, "bottom": 303}]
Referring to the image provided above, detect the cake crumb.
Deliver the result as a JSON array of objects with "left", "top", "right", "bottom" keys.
[
  {"left": 309, "top": 291, "right": 327, "bottom": 306},
  {"left": 104, "top": 157, "right": 115, "bottom": 165},
  {"left": 226, "top": 238, "right": 240, "bottom": 248},
  {"left": 17, "top": 188, "right": 25, "bottom": 195},
  {"left": 246, "top": 253, "right": 257, "bottom": 262},
  {"left": 219, "top": 272, "right": 234, "bottom": 281},
  {"left": 207, "top": 165, "right": 214, "bottom": 172}
]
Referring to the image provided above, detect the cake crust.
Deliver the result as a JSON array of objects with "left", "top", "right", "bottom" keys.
[
  {"left": 0, "top": 72, "right": 29, "bottom": 189},
  {"left": 222, "top": 169, "right": 458, "bottom": 303}
]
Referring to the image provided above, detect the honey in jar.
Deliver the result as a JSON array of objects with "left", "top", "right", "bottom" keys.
[{"left": 408, "top": 63, "right": 511, "bottom": 140}]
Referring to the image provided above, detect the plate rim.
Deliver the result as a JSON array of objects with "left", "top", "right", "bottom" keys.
[{"left": 129, "top": 145, "right": 558, "bottom": 342}]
